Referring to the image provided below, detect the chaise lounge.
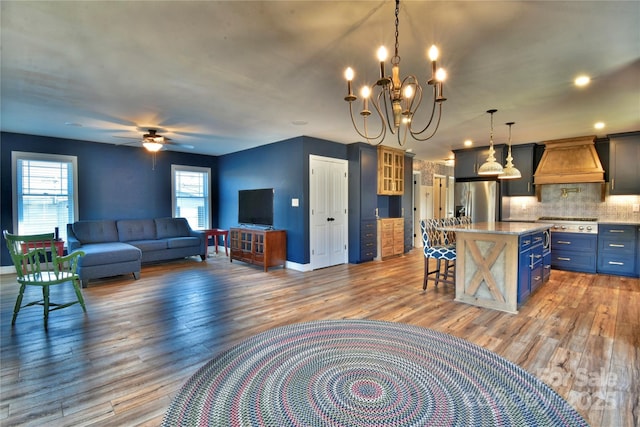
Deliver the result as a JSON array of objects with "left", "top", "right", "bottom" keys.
[{"left": 67, "top": 217, "right": 206, "bottom": 287}]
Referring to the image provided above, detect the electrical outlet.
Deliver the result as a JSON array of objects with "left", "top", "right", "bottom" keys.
[{"left": 633, "top": 204, "right": 640, "bottom": 213}]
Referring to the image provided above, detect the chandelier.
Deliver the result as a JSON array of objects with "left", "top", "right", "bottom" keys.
[
  {"left": 343, "top": 0, "right": 446, "bottom": 146},
  {"left": 477, "top": 109, "right": 504, "bottom": 175}
]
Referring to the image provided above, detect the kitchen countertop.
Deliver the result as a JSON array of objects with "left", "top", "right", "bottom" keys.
[
  {"left": 438, "top": 221, "right": 550, "bottom": 235},
  {"left": 597, "top": 219, "right": 640, "bottom": 225},
  {"left": 502, "top": 217, "right": 640, "bottom": 226}
]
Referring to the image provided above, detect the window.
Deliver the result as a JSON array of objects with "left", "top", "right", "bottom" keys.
[
  {"left": 12, "top": 152, "right": 78, "bottom": 242},
  {"left": 172, "top": 165, "right": 210, "bottom": 230}
]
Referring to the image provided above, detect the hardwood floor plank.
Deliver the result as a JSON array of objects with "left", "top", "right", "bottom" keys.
[{"left": 1, "top": 250, "right": 638, "bottom": 426}]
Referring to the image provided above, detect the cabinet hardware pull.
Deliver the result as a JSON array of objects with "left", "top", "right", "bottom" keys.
[
  {"left": 609, "top": 230, "right": 625, "bottom": 233},
  {"left": 535, "top": 276, "right": 541, "bottom": 280},
  {"left": 557, "top": 241, "right": 571, "bottom": 244},
  {"left": 608, "top": 261, "right": 624, "bottom": 265},
  {"left": 523, "top": 240, "right": 531, "bottom": 245},
  {"left": 558, "top": 257, "right": 571, "bottom": 261},
  {"left": 609, "top": 244, "right": 625, "bottom": 248},
  {"left": 534, "top": 254, "right": 542, "bottom": 259},
  {"left": 544, "top": 265, "right": 551, "bottom": 269}
]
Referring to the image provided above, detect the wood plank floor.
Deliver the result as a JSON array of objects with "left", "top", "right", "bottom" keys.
[{"left": 1, "top": 249, "right": 638, "bottom": 426}]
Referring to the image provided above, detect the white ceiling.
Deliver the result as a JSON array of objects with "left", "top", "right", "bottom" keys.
[{"left": 1, "top": 1, "right": 639, "bottom": 162}]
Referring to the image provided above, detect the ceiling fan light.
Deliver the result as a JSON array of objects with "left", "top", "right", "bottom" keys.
[{"left": 143, "top": 141, "right": 163, "bottom": 152}]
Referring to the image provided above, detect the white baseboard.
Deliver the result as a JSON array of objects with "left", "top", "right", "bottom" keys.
[
  {"left": 1, "top": 265, "right": 16, "bottom": 275},
  {"left": 285, "top": 261, "right": 312, "bottom": 272}
]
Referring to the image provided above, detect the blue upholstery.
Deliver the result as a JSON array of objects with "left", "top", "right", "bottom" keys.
[
  {"left": 72, "top": 220, "right": 119, "bottom": 244},
  {"left": 156, "top": 217, "right": 191, "bottom": 239},
  {"left": 420, "top": 219, "right": 457, "bottom": 290},
  {"left": 67, "top": 218, "right": 206, "bottom": 287},
  {"left": 117, "top": 219, "right": 157, "bottom": 242}
]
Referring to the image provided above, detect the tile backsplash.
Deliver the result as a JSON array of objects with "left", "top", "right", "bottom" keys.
[{"left": 503, "top": 183, "right": 640, "bottom": 221}]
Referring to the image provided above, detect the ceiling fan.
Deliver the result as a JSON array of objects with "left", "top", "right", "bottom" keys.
[{"left": 114, "top": 129, "right": 194, "bottom": 152}]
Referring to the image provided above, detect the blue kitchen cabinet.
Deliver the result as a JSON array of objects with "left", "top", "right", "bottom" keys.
[{"left": 597, "top": 224, "right": 638, "bottom": 277}]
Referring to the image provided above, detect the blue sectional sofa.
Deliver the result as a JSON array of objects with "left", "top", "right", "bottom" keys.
[{"left": 67, "top": 217, "right": 206, "bottom": 287}]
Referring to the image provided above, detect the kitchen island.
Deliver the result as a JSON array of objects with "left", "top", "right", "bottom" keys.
[{"left": 438, "top": 221, "right": 551, "bottom": 314}]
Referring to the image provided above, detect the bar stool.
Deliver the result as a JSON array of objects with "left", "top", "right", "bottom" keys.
[{"left": 420, "top": 219, "right": 456, "bottom": 290}]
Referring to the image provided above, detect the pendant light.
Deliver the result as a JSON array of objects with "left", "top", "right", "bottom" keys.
[
  {"left": 477, "top": 109, "right": 504, "bottom": 175},
  {"left": 498, "top": 121, "right": 522, "bottom": 180}
]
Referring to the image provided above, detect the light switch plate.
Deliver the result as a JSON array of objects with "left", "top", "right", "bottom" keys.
[{"left": 292, "top": 198, "right": 299, "bottom": 207}]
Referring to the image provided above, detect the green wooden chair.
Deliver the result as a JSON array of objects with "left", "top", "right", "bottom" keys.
[{"left": 3, "top": 230, "right": 86, "bottom": 330}]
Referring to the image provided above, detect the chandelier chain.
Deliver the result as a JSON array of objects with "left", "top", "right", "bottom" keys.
[{"left": 392, "top": 0, "right": 401, "bottom": 65}]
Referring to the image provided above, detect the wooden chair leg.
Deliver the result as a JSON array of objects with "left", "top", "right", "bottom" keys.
[
  {"left": 423, "top": 257, "right": 429, "bottom": 290},
  {"left": 72, "top": 279, "right": 87, "bottom": 312},
  {"left": 12, "top": 284, "right": 26, "bottom": 325},
  {"left": 43, "top": 286, "right": 50, "bottom": 330}
]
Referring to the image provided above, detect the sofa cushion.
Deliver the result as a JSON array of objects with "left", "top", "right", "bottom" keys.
[
  {"left": 117, "top": 219, "right": 157, "bottom": 242},
  {"left": 167, "top": 236, "right": 201, "bottom": 249},
  {"left": 73, "top": 220, "right": 119, "bottom": 244},
  {"left": 127, "top": 239, "right": 168, "bottom": 252},
  {"left": 155, "top": 217, "right": 191, "bottom": 239},
  {"left": 75, "top": 242, "right": 141, "bottom": 267}
]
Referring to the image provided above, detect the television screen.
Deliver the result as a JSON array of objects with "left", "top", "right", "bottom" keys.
[{"left": 238, "top": 188, "right": 274, "bottom": 226}]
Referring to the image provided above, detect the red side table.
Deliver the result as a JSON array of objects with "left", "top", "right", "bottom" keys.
[{"left": 204, "top": 229, "right": 229, "bottom": 256}]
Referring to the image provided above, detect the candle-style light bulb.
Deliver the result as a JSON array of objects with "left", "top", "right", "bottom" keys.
[
  {"left": 345, "top": 67, "right": 354, "bottom": 97},
  {"left": 343, "top": 67, "right": 357, "bottom": 102},
  {"left": 361, "top": 86, "right": 371, "bottom": 113},
  {"left": 436, "top": 68, "right": 447, "bottom": 101},
  {"left": 345, "top": 67, "right": 354, "bottom": 81},
  {"left": 428, "top": 45, "right": 439, "bottom": 62},
  {"left": 404, "top": 85, "right": 414, "bottom": 99},
  {"left": 377, "top": 46, "right": 388, "bottom": 79}
]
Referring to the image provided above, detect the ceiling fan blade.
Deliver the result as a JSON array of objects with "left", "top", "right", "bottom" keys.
[{"left": 167, "top": 142, "right": 194, "bottom": 149}]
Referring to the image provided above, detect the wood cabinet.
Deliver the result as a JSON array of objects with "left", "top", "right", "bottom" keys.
[
  {"left": 504, "top": 143, "right": 537, "bottom": 196},
  {"left": 347, "top": 143, "right": 378, "bottom": 263},
  {"left": 377, "top": 146, "right": 404, "bottom": 195},
  {"left": 229, "top": 228, "right": 286, "bottom": 272},
  {"left": 376, "top": 218, "right": 404, "bottom": 259},
  {"left": 453, "top": 145, "right": 505, "bottom": 179},
  {"left": 597, "top": 224, "right": 638, "bottom": 277},
  {"left": 608, "top": 132, "right": 640, "bottom": 195}
]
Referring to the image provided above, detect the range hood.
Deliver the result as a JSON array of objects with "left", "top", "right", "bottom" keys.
[{"left": 533, "top": 136, "right": 605, "bottom": 185}]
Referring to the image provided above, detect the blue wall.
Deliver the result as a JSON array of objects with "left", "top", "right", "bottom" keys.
[
  {"left": 217, "top": 136, "right": 347, "bottom": 265},
  {"left": 1, "top": 132, "right": 348, "bottom": 267},
  {"left": 1, "top": 132, "right": 218, "bottom": 266}
]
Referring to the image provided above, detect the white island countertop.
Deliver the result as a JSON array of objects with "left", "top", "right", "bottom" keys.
[{"left": 438, "top": 221, "right": 550, "bottom": 235}]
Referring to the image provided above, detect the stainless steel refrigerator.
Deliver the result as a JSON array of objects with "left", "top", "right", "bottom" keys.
[{"left": 454, "top": 181, "right": 498, "bottom": 223}]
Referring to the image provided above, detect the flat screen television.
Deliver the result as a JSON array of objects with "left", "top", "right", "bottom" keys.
[{"left": 238, "top": 188, "right": 274, "bottom": 227}]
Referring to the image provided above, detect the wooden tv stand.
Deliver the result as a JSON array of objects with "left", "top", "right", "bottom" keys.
[{"left": 229, "top": 227, "right": 286, "bottom": 271}]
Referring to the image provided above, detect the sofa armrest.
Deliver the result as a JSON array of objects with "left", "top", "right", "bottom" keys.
[
  {"left": 190, "top": 229, "right": 207, "bottom": 253},
  {"left": 66, "top": 224, "right": 82, "bottom": 252}
]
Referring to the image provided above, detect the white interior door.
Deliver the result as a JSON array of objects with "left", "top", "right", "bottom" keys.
[
  {"left": 433, "top": 175, "right": 446, "bottom": 219},
  {"left": 310, "top": 155, "right": 348, "bottom": 270}
]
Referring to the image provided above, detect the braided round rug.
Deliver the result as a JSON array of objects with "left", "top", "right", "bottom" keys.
[{"left": 162, "top": 319, "right": 587, "bottom": 426}]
